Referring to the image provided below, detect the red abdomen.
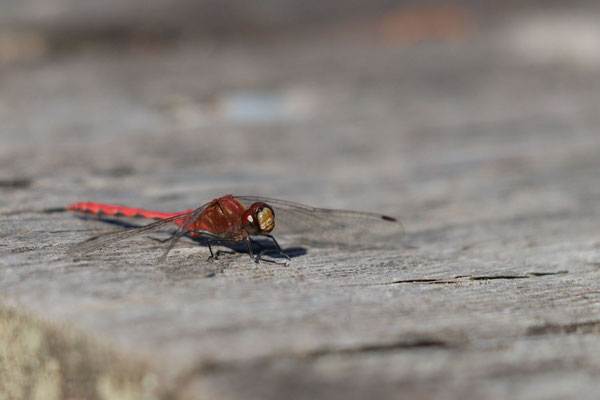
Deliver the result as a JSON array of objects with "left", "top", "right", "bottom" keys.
[{"left": 66, "top": 202, "right": 185, "bottom": 220}]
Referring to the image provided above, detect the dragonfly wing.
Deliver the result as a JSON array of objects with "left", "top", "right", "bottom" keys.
[
  {"left": 68, "top": 202, "right": 210, "bottom": 257},
  {"left": 236, "top": 196, "right": 404, "bottom": 249},
  {"left": 156, "top": 205, "right": 208, "bottom": 262}
]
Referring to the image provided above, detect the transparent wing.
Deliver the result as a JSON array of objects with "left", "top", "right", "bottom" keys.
[
  {"left": 236, "top": 196, "right": 404, "bottom": 249},
  {"left": 68, "top": 202, "right": 210, "bottom": 259}
]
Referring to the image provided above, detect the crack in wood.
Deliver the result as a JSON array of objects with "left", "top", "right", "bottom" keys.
[
  {"left": 40, "top": 207, "right": 68, "bottom": 214},
  {"left": 0, "top": 207, "right": 67, "bottom": 216},
  {"left": 465, "top": 271, "right": 568, "bottom": 280},
  {"left": 299, "top": 338, "right": 451, "bottom": 357},
  {"left": 465, "top": 275, "right": 529, "bottom": 280},
  {"left": 385, "top": 278, "right": 458, "bottom": 285},
  {"left": 0, "top": 178, "right": 31, "bottom": 189},
  {"left": 527, "top": 320, "right": 600, "bottom": 336},
  {"left": 343, "top": 279, "right": 458, "bottom": 286},
  {"left": 347, "top": 270, "right": 568, "bottom": 287}
]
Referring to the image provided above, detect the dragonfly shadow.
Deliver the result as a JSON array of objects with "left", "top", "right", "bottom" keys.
[
  {"left": 188, "top": 236, "right": 307, "bottom": 260},
  {"left": 75, "top": 216, "right": 307, "bottom": 259}
]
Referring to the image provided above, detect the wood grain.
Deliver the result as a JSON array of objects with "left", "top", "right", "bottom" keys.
[{"left": 2, "top": 6, "right": 600, "bottom": 399}]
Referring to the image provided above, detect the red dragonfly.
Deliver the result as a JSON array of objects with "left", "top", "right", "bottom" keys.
[{"left": 67, "top": 194, "right": 403, "bottom": 263}]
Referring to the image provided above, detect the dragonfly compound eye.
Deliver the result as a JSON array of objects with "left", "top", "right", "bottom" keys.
[{"left": 255, "top": 204, "right": 275, "bottom": 234}]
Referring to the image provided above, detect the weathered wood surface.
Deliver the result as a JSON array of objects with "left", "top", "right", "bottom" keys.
[{"left": 2, "top": 6, "right": 600, "bottom": 399}]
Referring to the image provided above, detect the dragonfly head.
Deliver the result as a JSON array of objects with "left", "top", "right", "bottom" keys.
[{"left": 242, "top": 202, "right": 275, "bottom": 235}]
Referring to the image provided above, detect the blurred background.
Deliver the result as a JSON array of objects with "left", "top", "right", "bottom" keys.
[
  {"left": 3, "top": 3, "right": 600, "bottom": 397},
  {"left": 2, "top": 0, "right": 600, "bottom": 226}
]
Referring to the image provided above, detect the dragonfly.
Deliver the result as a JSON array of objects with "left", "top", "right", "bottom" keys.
[{"left": 67, "top": 194, "right": 404, "bottom": 263}]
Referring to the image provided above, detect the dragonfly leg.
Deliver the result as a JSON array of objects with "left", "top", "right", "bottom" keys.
[
  {"left": 204, "top": 238, "right": 235, "bottom": 261},
  {"left": 193, "top": 233, "right": 244, "bottom": 262},
  {"left": 206, "top": 239, "right": 217, "bottom": 262},
  {"left": 188, "top": 229, "right": 276, "bottom": 264},
  {"left": 249, "top": 237, "right": 267, "bottom": 252},
  {"left": 264, "top": 234, "right": 290, "bottom": 263},
  {"left": 188, "top": 230, "right": 228, "bottom": 262},
  {"left": 245, "top": 239, "right": 259, "bottom": 263},
  {"left": 247, "top": 238, "right": 280, "bottom": 265},
  {"left": 248, "top": 235, "right": 290, "bottom": 266}
]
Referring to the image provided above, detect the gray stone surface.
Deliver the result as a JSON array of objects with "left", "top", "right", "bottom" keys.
[{"left": 2, "top": 5, "right": 600, "bottom": 400}]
